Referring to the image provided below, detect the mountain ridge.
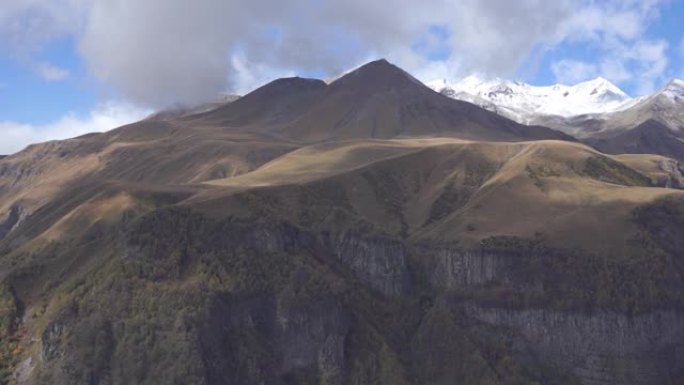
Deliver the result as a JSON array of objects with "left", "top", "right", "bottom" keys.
[
  {"left": 427, "top": 74, "right": 684, "bottom": 124},
  {"left": 427, "top": 73, "right": 684, "bottom": 160},
  {"left": 186, "top": 59, "right": 573, "bottom": 143},
  {"left": 426, "top": 75, "right": 635, "bottom": 121}
]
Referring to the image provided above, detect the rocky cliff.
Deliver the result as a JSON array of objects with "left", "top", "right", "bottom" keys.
[{"left": 14, "top": 203, "right": 682, "bottom": 384}]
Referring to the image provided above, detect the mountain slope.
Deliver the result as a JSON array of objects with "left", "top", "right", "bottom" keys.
[
  {"left": 558, "top": 79, "right": 684, "bottom": 135},
  {"left": 586, "top": 119, "right": 684, "bottom": 162},
  {"left": 193, "top": 59, "right": 573, "bottom": 143},
  {"left": 193, "top": 77, "right": 327, "bottom": 128},
  {"left": 562, "top": 80, "right": 684, "bottom": 160},
  {"left": 200, "top": 139, "right": 681, "bottom": 253},
  {"left": 3, "top": 135, "right": 684, "bottom": 385}
]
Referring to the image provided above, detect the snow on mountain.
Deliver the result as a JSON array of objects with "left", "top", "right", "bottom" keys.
[
  {"left": 660, "top": 79, "right": 684, "bottom": 103},
  {"left": 426, "top": 75, "right": 636, "bottom": 124}
]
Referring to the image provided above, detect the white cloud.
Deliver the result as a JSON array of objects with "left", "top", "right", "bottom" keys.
[
  {"left": 551, "top": 60, "right": 598, "bottom": 85},
  {"left": 679, "top": 36, "right": 684, "bottom": 79},
  {"left": 36, "top": 62, "right": 70, "bottom": 81},
  {"left": 598, "top": 59, "right": 631, "bottom": 83},
  {"left": 0, "top": 0, "right": 673, "bottom": 104},
  {"left": 4, "top": 0, "right": 582, "bottom": 107},
  {"left": 230, "top": 53, "right": 297, "bottom": 95},
  {"left": 549, "top": 1, "right": 667, "bottom": 95},
  {"left": 0, "top": 101, "right": 150, "bottom": 155},
  {"left": 627, "top": 39, "right": 668, "bottom": 94},
  {"left": 604, "top": 38, "right": 668, "bottom": 95},
  {"left": 0, "top": 0, "right": 85, "bottom": 55}
]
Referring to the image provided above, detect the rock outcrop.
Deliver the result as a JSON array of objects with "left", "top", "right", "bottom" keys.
[
  {"left": 0, "top": 205, "right": 26, "bottom": 240},
  {"left": 466, "top": 305, "right": 684, "bottom": 385}
]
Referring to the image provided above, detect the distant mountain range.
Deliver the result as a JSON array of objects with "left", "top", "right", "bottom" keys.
[
  {"left": 427, "top": 75, "right": 684, "bottom": 161},
  {"left": 426, "top": 75, "right": 683, "bottom": 126},
  {"left": 426, "top": 75, "right": 635, "bottom": 121}
]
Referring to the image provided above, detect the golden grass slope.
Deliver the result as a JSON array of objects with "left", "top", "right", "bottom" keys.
[
  {"left": 0, "top": 121, "right": 298, "bottom": 229},
  {"left": 206, "top": 138, "right": 471, "bottom": 187},
  {"left": 199, "top": 139, "right": 684, "bottom": 254}
]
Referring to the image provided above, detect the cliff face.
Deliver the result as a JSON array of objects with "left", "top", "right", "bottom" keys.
[
  {"left": 656, "top": 158, "right": 684, "bottom": 188},
  {"left": 233, "top": 224, "right": 411, "bottom": 298},
  {"left": 199, "top": 294, "right": 350, "bottom": 385},
  {"left": 427, "top": 233, "right": 684, "bottom": 384},
  {"left": 427, "top": 248, "right": 511, "bottom": 288},
  {"left": 19, "top": 205, "right": 683, "bottom": 385},
  {"left": 421, "top": 244, "right": 684, "bottom": 385},
  {"left": 466, "top": 306, "right": 684, "bottom": 385},
  {"left": 329, "top": 233, "right": 410, "bottom": 297}
]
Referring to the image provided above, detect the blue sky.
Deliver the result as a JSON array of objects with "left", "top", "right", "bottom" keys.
[
  {"left": 0, "top": 37, "right": 96, "bottom": 124},
  {"left": 0, "top": 0, "right": 682, "bottom": 154},
  {"left": 530, "top": 1, "right": 684, "bottom": 92}
]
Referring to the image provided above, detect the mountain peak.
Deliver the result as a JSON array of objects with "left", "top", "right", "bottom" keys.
[
  {"left": 367, "top": 58, "right": 391, "bottom": 66},
  {"left": 330, "top": 58, "right": 424, "bottom": 91},
  {"left": 659, "top": 78, "right": 684, "bottom": 103},
  {"left": 574, "top": 77, "right": 628, "bottom": 99},
  {"left": 582, "top": 76, "right": 611, "bottom": 89},
  {"left": 193, "top": 75, "right": 326, "bottom": 125},
  {"left": 664, "top": 78, "right": 684, "bottom": 92},
  {"left": 585, "top": 76, "right": 611, "bottom": 85}
]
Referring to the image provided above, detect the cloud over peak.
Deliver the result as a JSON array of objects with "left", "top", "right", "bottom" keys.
[
  {"left": 0, "top": 101, "right": 149, "bottom": 155},
  {"left": 0, "top": 0, "right": 674, "bottom": 106}
]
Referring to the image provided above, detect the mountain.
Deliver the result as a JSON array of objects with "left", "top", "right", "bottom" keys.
[
  {"left": 430, "top": 75, "right": 684, "bottom": 161},
  {"left": 1, "top": 59, "right": 684, "bottom": 385},
  {"left": 194, "top": 59, "right": 573, "bottom": 143},
  {"left": 585, "top": 119, "right": 684, "bottom": 162},
  {"left": 550, "top": 79, "right": 684, "bottom": 160},
  {"left": 426, "top": 75, "right": 634, "bottom": 125},
  {"left": 592, "top": 79, "right": 684, "bottom": 130}
]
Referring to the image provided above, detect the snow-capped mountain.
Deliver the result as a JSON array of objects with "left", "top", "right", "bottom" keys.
[
  {"left": 660, "top": 78, "right": 684, "bottom": 104},
  {"left": 581, "top": 79, "right": 684, "bottom": 161},
  {"left": 426, "top": 75, "right": 637, "bottom": 124},
  {"left": 590, "top": 78, "right": 684, "bottom": 135}
]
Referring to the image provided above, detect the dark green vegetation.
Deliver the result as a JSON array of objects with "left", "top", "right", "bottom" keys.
[
  {"left": 472, "top": 231, "right": 681, "bottom": 313},
  {"left": 22, "top": 208, "right": 580, "bottom": 385},
  {"left": 0, "top": 60, "right": 683, "bottom": 385},
  {"left": 9, "top": 192, "right": 683, "bottom": 384},
  {"left": 525, "top": 165, "right": 560, "bottom": 191},
  {"left": 0, "top": 284, "right": 20, "bottom": 381},
  {"left": 583, "top": 156, "right": 652, "bottom": 187}
]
